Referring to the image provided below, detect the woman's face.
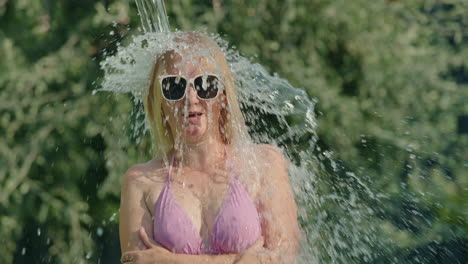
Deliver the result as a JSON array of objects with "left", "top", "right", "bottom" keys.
[{"left": 159, "top": 51, "right": 226, "bottom": 144}]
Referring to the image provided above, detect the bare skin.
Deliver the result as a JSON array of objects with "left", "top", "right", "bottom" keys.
[{"left": 119, "top": 46, "right": 299, "bottom": 263}]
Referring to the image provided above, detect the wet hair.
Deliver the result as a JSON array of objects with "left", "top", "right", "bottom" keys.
[{"left": 144, "top": 32, "right": 247, "bottom": 158}]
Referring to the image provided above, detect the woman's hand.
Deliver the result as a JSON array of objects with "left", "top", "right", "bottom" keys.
[
  {"left": 248, "top": 236, "right": 265, "bottom": 252},
  {"left": 121, "top": 227, "right": 177, "bottom": 264},
  {"left": 234, "top": 237, "right": 265, "bottom": 264}
]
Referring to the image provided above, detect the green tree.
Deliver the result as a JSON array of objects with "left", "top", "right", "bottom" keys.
[{"left": 0, "top": 0, "right": 140, "bottom": 263}]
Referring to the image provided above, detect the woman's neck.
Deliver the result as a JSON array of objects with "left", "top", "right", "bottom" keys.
[{"left": 173, "top": 136, "right": 226, "bottom": 171}]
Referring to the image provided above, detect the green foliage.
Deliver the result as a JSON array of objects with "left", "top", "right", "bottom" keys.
[
  {"left": 0, "top": 0, "right": 466, "bottom": 263},
  {"left": 0, "top": 0, "right": 140, "bottom": 263}
]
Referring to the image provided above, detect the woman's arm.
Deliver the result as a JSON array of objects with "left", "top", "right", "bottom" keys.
[
  {"left": 239, "top": 145, "right": 299, "bottom": 263},
  {"left": 122, "top": 227, "right": 244, "bottom": 264},
  {"left": 119, "top": 166, "right": 156, "bottom": 253}
]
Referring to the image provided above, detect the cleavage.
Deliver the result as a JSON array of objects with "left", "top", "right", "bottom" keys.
[
  {"left": 198, "top": 182, "right": 231, "bottom": 244},
  {"left": 170, "top": 169, "right": 230, "bottom": 240}
]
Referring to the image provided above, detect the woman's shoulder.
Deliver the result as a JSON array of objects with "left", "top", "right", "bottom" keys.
[
  {"left": 255, "top": 144, "right": 288, "bottom": 167},
  {"left": 255, "top": 144, "right": 290, "bottom": 183},
  {"left": 123, "top": 158, "right": 168, "bottom": 187},
  {"left": 241, "top": 144, "right": 291, "bottom": 201}
]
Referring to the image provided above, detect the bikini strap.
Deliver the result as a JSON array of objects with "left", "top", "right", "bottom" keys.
[
  {"left": 224, "top": 147, "right": 230, "bottom": 169},
  {"left": 168, "top": 153, "right": 175, "bottom": 182},
  {"left": 224, "top": 146, "right": 238, "bottom": 181}
]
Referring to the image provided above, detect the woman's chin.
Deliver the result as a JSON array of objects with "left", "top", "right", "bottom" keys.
[{"left": 183, "top": 124, "right": 206, "bottom": 142}]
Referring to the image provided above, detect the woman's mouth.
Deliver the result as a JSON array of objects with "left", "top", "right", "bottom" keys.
[{"left": 184, "top": 112, "right": 203, "bottom": 122}]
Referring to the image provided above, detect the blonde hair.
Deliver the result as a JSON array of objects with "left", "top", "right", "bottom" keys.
[{"left": 144, "top": 32, "right": 247, "bottom": 158}]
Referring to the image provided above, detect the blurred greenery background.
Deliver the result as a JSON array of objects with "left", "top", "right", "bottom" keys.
[{"left": 0, "top": 0, "right": 467, "bottom": 263}]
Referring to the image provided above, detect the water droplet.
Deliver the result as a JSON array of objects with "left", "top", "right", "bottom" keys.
[
  {"left": 21, "top": 247, "right": 26, "bottom": 255},
  {"left": 97, "top": 227, "right": 104, "bottom": 237},
  {"left": 109, "top": 212, "right": 117, "bottom": 222},
  {"left": 37, "top": 228, "right": 41, "bottom": 236}
]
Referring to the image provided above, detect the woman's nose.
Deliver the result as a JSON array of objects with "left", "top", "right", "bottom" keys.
[{"left": 185, "top": 83, "right": 199, "bottom": 104}]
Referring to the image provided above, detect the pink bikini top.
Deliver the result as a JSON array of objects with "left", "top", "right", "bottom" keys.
[{"left": 153, "top": 153, "right": 262, "bottom": 255}]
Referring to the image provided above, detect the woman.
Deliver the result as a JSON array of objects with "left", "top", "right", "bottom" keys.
[{"left": 119, "top": 32, "right": 299, "bottom": 263}]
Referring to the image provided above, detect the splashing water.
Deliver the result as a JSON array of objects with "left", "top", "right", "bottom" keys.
[
  {"left": 135, "top": 0, "right": 170, "bottom": 33},
  {"left": 99, "top": 1, "right": 396, "bottom": 263}
]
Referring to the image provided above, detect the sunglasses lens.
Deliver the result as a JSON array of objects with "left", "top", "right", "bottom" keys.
[
  {"left": 161, "top": 77, "right": 187, "bottom": 100},
  {"left": 194, "top": 75, "right": 220, "bottom": 99}
]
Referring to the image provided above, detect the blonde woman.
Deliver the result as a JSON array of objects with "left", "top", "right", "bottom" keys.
[{"left": 119, "top": 32, "right": 298, "bottom": 264}]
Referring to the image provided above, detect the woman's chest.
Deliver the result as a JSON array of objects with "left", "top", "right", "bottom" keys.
[{"left": 145, "top": 168, "right": 260, "bottom": 242}]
